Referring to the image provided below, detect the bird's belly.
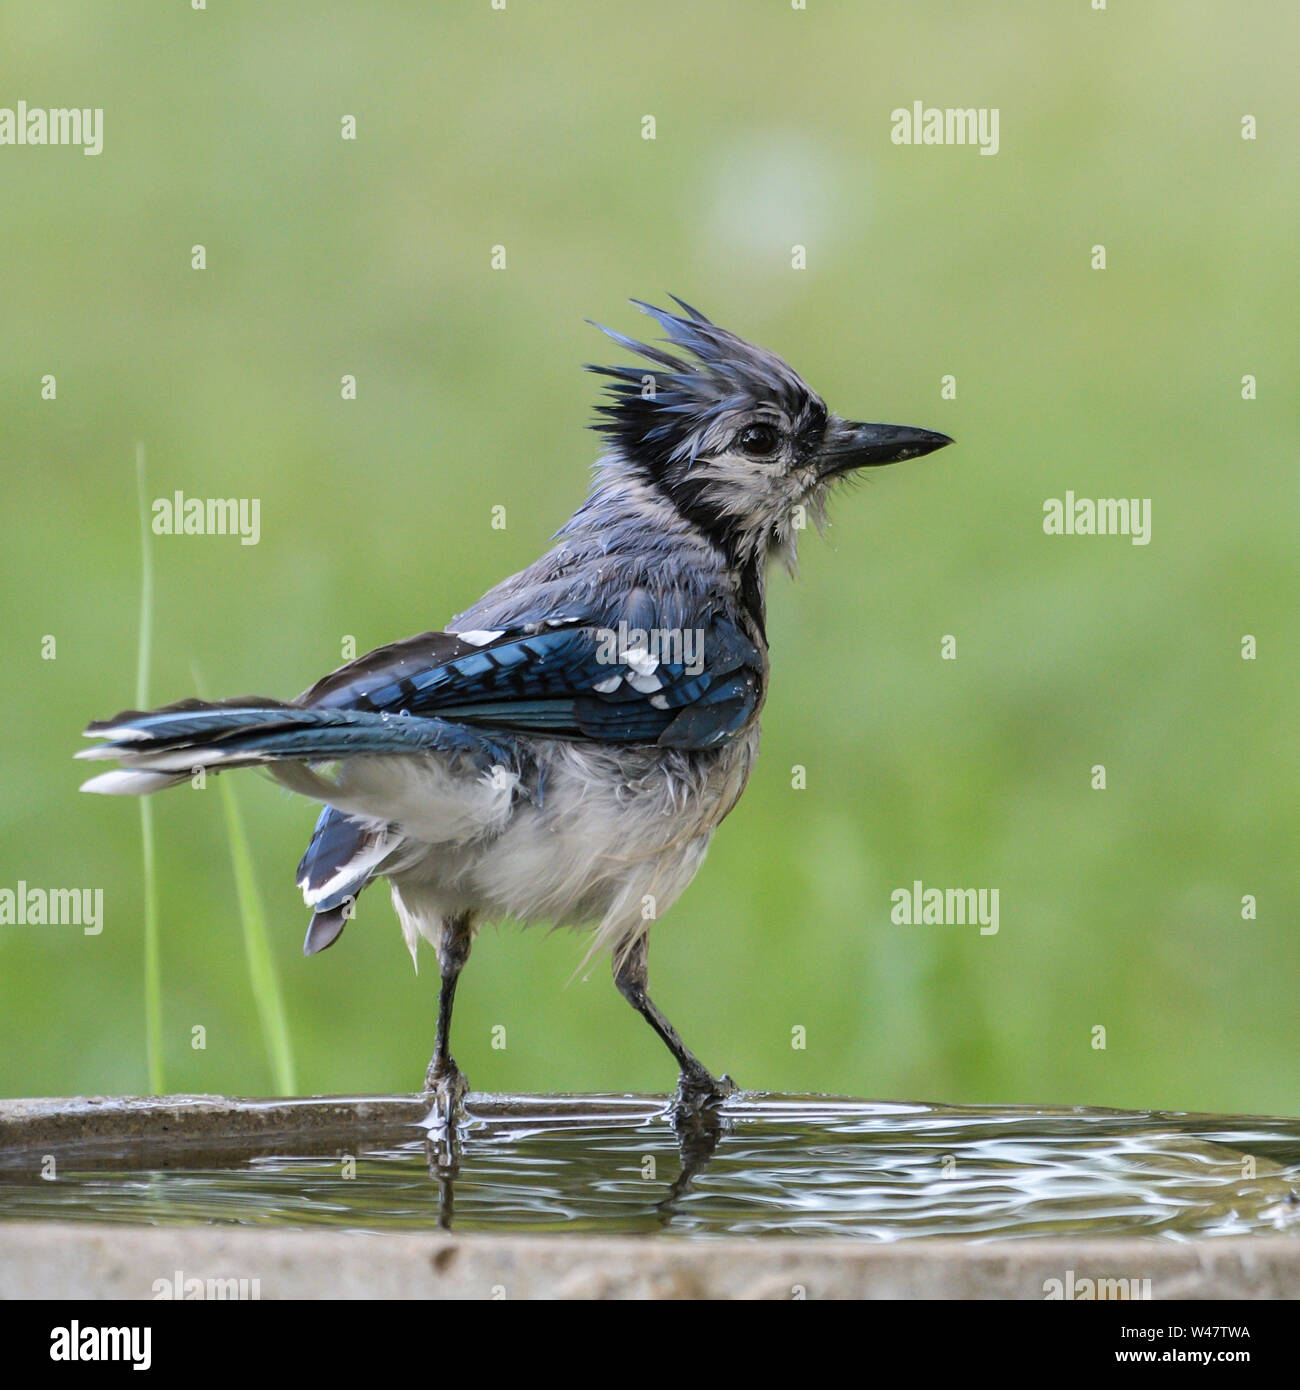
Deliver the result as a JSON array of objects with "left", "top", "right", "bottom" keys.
[{"left": 427, "top": 732, "right": 759, "bottom": 934}]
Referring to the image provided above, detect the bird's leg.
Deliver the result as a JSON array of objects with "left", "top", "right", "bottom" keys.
[
  {"left": 423, "top": 913, "right": 473, "bottom": 1127},
  {"left": 657, "top": 1100, "right": 729, "bottom": 1226},
  {"left": 613, "top": 935, "right": 735, "bottom": 1114}
]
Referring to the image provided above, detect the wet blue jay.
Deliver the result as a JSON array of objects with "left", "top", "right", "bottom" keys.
[{"left": 79, "top": 300, "right": 951, "bottom": 1118}]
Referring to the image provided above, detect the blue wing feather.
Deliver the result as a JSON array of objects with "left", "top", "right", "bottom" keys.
[{"left": 304, "top": 613, "right": 762, "bottom": 751}]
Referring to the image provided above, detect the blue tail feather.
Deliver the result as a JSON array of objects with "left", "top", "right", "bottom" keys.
[{"left": 78, "top": 698, "right": 515, "bottom": 791}]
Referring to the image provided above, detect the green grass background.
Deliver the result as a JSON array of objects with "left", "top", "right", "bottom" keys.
[{"left": 1, "top": 1, "right": 1296, "bottom": 1112}]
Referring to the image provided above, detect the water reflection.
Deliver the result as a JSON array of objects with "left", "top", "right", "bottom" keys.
[{"left": 2, "top": 1094, "right": 1299, "bottom": 1241}]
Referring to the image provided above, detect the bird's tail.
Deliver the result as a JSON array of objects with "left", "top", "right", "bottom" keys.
[{"left": 78, "top": 695, "right": 504, "bottom": 795}]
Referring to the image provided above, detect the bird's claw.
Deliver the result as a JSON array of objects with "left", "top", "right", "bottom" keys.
[
  {"left": 672, "top": 1069, "right": 736, "bottom": 1117},
  {"left": 422, "top": 1061, "right": 470, "bottom": 1132}
]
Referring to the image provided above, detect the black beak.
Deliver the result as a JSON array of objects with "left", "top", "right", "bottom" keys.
[{"left": 818, "top": 418, "right": 953, "bottom": 478}]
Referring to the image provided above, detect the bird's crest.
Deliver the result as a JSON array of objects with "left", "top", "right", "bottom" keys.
[{"left": 585, "top": 298, "right": 815, "bottom": 472}]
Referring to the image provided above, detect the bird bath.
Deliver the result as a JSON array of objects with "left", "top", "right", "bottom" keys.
[{"left": 3, "top": 1094, "right": 1299, "bottom": 1298}]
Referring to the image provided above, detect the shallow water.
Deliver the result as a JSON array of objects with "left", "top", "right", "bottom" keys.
[{"left": 3, "top": 1095, "right": 1300, "bottom": 1241}]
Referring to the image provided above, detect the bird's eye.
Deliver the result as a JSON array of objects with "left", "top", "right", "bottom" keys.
[{"left": 737, "top": 423, "right": 780, "bottom": 457}]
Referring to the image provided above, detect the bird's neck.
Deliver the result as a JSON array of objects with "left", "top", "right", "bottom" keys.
[{"left": 562, "top": 453, "right": 770, "bottom": 640}]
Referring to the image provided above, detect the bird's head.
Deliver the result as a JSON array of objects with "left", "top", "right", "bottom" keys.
[{"left": 588, "top": 298, "right": 952, "bottom": 570}]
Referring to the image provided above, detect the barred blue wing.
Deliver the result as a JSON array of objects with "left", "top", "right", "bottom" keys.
[{"left": 301, "top": 616, "right": 762, "bottom": 750}]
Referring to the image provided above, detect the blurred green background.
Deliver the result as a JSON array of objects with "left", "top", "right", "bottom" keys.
[{"left": 1, "top": 1, "right": 1295, "bottom": 1113}]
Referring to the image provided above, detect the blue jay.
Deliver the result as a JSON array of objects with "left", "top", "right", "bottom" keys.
[{"left": 79, "top": 300, "right": 951, "bottom": 1118}]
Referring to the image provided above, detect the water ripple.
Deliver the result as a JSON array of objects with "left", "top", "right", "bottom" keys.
[{"left": 2, "top": 1095, "right": 1298, "bottom": 1241}]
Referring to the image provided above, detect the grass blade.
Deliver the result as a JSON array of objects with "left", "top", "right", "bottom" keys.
[
  {"left": 135, "top": 444, "right": 164, "bottom": 1094},
  {"left": 214, "top": 775, "right": 298, "bottom": 1094},
  {"left": 193, "top": 669, "right": 298, "bottom": 1095}
]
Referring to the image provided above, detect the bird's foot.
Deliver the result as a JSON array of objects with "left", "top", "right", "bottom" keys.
[
  {"left": 672, "top": 1068, "right": 736, "bottom": 1117},
  {"left": 422, "top": 1058, "right": 470, "bottom": 1132}
]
